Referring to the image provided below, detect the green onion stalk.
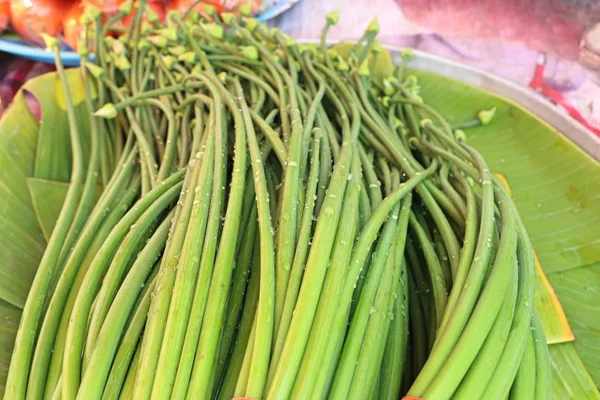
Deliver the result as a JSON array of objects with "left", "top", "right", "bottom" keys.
[{"left": 3, "top": 7, "right": 551, "bottom": 400}]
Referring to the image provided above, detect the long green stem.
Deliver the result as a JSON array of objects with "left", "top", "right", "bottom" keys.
[
  {"left": 62, "top": 172, "right": 184, "bottom": 399},
  {"left": 185, "top": 74, "right": 248, "bottom": 398},
  {"left": 5, "top": 42, "right": 86, "bottom": 400}
]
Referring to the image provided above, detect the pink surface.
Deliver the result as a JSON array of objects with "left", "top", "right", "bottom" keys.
[
  {"left": 0, "top": 55, "right": 50, "bottom": 118},
  {"left": 397, "top": 0, "right": 600, "bottom": 60}
]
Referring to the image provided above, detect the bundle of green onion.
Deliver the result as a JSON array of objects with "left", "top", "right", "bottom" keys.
[{"left": 4, "top": 2, "right": 552, "bottom": 399}]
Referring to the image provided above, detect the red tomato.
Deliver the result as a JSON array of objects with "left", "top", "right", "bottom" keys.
[
  {"left": 119, "top": 0, "right": 165, "bottom": 29},
  {"left": 166, "top": 0, "right": 224, "bottom": 19},
  {"left": 9, "top": 0, "right": 75, "bottom": 44},
  {"left": 62, "top": 1, "right": 85, "bottom": 50},
  {"left": 0, "top": 0, "right": 10, "bottom": 33}
]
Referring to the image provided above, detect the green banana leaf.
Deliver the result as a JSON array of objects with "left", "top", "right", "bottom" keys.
[
  {"left": 411, "top": 67, "right": 600, "bottom": 396},
  {"left": 26, "top": 178, "right": 104, "bottom": 242},
  {"left": 0, "top": 69, "right": 89, "bottom": 395},
  {"left": 0, "top": 57, "right": 599, "bottom": 398},
  {"left": 495, "top": 173, "right": 575, "bottom": 345},
  {"left": 550, "top": 343, "right": 600, "bottom": 399},
  {"left": 26, "top": 178, "right": 71, "bottom": 242},
  {"left": 549, "top": 261, "right": 600, "bottom": 390}
]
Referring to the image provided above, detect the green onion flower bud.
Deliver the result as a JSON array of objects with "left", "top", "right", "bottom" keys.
[
  {"left": 115, "top": 55, "right": 131, "bottom": 71},
  {"left": 41, "top": 34, "right": 59, "bottom": 49},
  {"left": 400, "top": 48, "right": 414, "bottom": 61},
  {"left": 203, "top": 23, "right": 224, "bottom": 39},
  {"left": 372, "top": 40, "right": 382, "bottom": 53},
  {"left": 221, "top": 12, "right": 236, "bottom": 25},
  {"left": 299, "top": 43, "right": 318, "bottom": 55},
  {"left": 79, "top": 13, "right": 91, "bottom": 26},
  {"left": 84, "top": 62, "right": 105, "bottom": 79},
  {"left": 137, "top": 39, "right": 151, "bottom": 51},
  {"left": 245, "top": 18, "right": 260, "bottom": 31},
  {"left": 240, "top": 3, "right": 253, "bottom": 16},
  {"left": 169, "top": 45, "right": 187, "bottom": 56},
  {"left": 77, "top": 38, "right": 90, "bottom": 56},
  {"left": 336, "top": 56, "right": 349, "bottom": 71},
  {"left": 85, "top": 5, "right": 101, "bottom": 20},
  {"left": 140, "top": 21, "right": 153, "bottom": 35},
  {"left": 478, "top": 107, "right": 497, "bottom": 125},
  {"left": 166, "top": 10, "right": 179, "bottom": 23},
  {"left": 187, "top": 10, "right": 200, "bottom": 23},
  {"left": 112, "top": 40, "right": 126, "bottom": 55},
  {"left": 146, "top": 7, "right": 159, "bottom": 23},
  {"left": 148, "top": 35, "right": 168, "bottom": 48},
  {"left": 94, "top": 104, "right": 118, "bottom": 119},
  {"left": 403, "top": 75, "right": 418, "bottom": 88},
  {"left": 454, "top": 129, "right": 467, "bottom": 142},
  {"left": 159, "top": 27, "right": 178, "bottom": 42},
  {"left": 420, "top": 118, "right": 433, "bottom": 128},
  {"left": 358, "top": 59, "right": 370, "bottom": 76},
  {"left": 161, "top": 55, "right": 177, "bottom": 70},
  {"left": 269, "top": 27, "right": 280, "bottom": 38},
  {"left": 383, "top": 76, "right": 398, "bottom": 96},
  {"left": 285, "top": 36, "right": 297, "bottom": 48},
  {"left": 191, "top": 64, "right": 203, "bottom": 75},
  {"left": 202, "top": 4, "right": 217, "bottom": 17},
  {"left": 241, "top": 45, "right": 259, "bottom": 60},
  {"left": 366, "top": 17, "right": 380, "bottom": 34},
  {"left": 326, "top": 10, "right": 340, "bottom": 25},
  {"left": 118, "top": 0, "right": 133, "bottom": 14},
  {"left": 178, "top": 52, "right": 198, "bottom": 64}
]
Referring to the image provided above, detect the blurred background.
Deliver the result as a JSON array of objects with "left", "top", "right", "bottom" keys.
[
  {"left": 272, "top": 0, "right": 600, "bottom": 134},
  {"left": 1, "top": 0, "right": 600, "bottom": 133}
]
